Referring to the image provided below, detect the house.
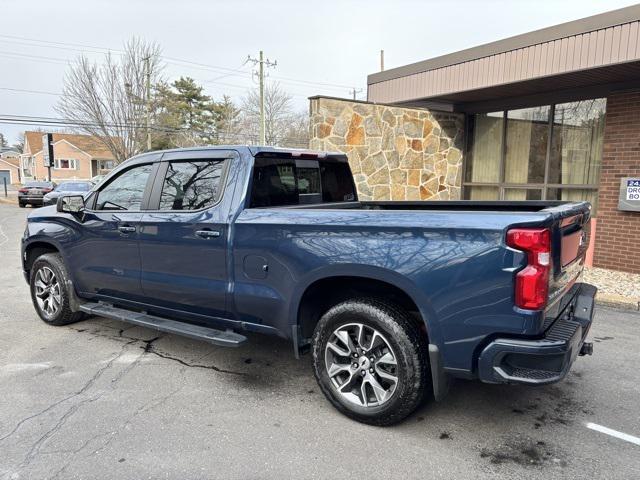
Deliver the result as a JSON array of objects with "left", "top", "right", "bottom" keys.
[
  {"left": 0, "top": 147, "right": 21, "bottom": 185},
  {"left": 20, "top": 131, "right": 117, "bottom": 182}
]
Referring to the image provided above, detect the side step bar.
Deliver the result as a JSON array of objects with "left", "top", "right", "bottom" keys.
[{"left": 78, "top": 302, "right": 247, "bottom": 347}]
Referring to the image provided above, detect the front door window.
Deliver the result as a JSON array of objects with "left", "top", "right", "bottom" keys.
[{"left": 95, "top": 164, "right": 153, "bottom": 211}]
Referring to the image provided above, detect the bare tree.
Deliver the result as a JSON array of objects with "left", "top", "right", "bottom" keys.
[
  {"left": 215, "top": 95, "right": 242, "bottom": 144},
  {"left": 241, "top": 82, "right": 300, "bottom": 146},
  {"left": 13, "top": 132, "right": 25, "bottom": 153},
  {"left": 56, "top": 38, "right": 163, "bottom": 163},
  {"left": 281, "top": 111, "right": 310, "bottom": 148}
]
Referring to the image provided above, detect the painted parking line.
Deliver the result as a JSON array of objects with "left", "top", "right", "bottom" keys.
[{"left": 586, "top": 422, "right": 640, "bottom": 446}]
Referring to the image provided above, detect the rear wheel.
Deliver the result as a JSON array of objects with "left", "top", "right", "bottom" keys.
[
  {"left": 29, "top": 253, "right": 85, "bottom": 326},
  {"left": 18, "top": 202, "right": 25, "bottom": 208},
  {"left": 312, "top": 298, "right": 430, "bottom": 426}
]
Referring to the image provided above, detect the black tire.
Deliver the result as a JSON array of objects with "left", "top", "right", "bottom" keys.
[
  {"left": 312, "top": 298, "right": 430, "bottom": 426},
  {"left": 18, "top": 202, "right": 25, "bottom": 208},
  {"left": 29, "top": 253, "right": 85, "bottom": 326}
]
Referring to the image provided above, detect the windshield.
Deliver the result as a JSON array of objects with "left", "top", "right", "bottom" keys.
[{"left": 56, "top": 182, "right": 91, "bottom": 192}]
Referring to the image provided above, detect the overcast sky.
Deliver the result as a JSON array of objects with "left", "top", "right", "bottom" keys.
[{"left": 1, "top": 0, "right": 637, "bottom": 144}]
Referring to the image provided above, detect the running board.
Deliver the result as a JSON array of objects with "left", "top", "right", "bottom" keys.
[{"left": 78, "top": 302, "right": 247, "bottom": 347}]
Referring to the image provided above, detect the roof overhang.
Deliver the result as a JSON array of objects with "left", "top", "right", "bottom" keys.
[{"left": 367, "top": 4, "right": 640, "bottom": 111}]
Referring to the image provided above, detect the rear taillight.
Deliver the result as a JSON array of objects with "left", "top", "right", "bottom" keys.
[
  {"left": 19, "top": 188, "right": 28, "bottom": 193},
  {"left": 42, "top": 188, "right": 52, "bottom": 193},
  {"left": 506, "top": 228, "right": 551, "bottom": 310}
]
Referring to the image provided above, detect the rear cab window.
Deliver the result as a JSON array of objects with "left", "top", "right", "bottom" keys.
[{"left": 249, "top": 155, "right": 356, "bottom": 207}]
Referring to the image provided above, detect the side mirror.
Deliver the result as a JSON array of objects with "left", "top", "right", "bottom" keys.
[{"left": 57, "top": 195, "right": 85, "bottom": 214}]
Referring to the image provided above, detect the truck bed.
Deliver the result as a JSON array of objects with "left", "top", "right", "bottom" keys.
[{"left": 282, "top": 200, "right": 573, "bottom": 212}]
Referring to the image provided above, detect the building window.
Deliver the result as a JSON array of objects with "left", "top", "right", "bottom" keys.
[
  {"left": 98, "top": 160, "right": 115, "bottom": 171},
  {"left": 548, "top": 99, "right": 606, "bottom": 186},
  {"left": 21, "top": 156, "right": 34, "bottom": 177},
  {"left": 463, "top": 98, "right": 606, "bottom": 213},
  {"left": 54, "top": 158, "right": 78, "bottom": 170},
  {"left": 504, "top": 106, "right": 549, "bottom": 186}
]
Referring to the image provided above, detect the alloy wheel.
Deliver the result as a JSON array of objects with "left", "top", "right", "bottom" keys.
[
  {"left": 34, "top": 266, "right": 61, "bottom": 318},
  {"left": 324, "top": 322, "right": 399, "bottom": 407}
]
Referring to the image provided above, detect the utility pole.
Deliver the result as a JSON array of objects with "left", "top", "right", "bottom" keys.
[
  {"left": 144, "top": 55, "right": 152, "bottom": 151},
  {"left": 349, "top": 88, "right": 363, "bottom": 100},
  {"left": 247, "top": 51, "right": 277, "bottom": 145}
]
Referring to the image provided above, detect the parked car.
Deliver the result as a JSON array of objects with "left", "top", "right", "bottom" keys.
[
  {"left": 43, "top": 181, "right": 93, "bottom": 206},
  {"left": 18, "top": 181, "right": 56, "bottom": 208},
  {"left": 20, "top": 147, "right": 596, "bottom": 425},
  {"left": 90, "top": 174, "right": 105, "bottom": 185}
]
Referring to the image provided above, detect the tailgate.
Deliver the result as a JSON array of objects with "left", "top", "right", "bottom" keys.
[{"left": 547, "top": 202, "right": 592, "bottom": 306}]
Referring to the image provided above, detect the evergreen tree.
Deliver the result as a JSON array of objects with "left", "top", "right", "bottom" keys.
[
  {"left": 214, "top": 95, "right": 241, "bottom": 144},
  {"left": 154, "top": 77, "right": 219, "bottom": 146}
]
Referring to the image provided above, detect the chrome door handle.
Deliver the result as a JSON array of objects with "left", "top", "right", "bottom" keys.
[
  {"left": 195, "top": 229, "right": 221, "bottom": 239},
  {"left": 118, "top": 226, "right": 136, "bottom": 233}
]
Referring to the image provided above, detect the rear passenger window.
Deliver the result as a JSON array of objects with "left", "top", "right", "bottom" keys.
[{"left": 159, "top": 161, "right": 224, "bottom": 210}]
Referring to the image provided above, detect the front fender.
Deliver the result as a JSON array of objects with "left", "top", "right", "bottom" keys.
[{"left": 22, "top": 214, "right": 82, "bottom": 282}]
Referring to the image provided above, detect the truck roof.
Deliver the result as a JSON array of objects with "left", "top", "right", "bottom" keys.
[{"left": 139, "top": 145, "right": 344, "bottom": 157}]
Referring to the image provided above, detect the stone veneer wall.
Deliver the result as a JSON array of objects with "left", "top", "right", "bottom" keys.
[{"left": 309, "top": 97, "right": 465, "bottom": 201}]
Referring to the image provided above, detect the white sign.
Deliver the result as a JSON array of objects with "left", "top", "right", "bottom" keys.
[{"left": 627, "top": 179, "right": 640, "bottom": 201}]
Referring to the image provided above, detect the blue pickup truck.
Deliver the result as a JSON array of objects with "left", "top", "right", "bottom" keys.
[{"left": 21, "top": 146, "right": 596, "bottom": 425}]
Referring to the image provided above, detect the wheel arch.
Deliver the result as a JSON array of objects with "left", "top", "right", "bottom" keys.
[
  {"left": 23, "top": 240, "right": 61, "bottom": 275},
  {"left": 290, "top": 265, "right": 441, "bottom": 346}
]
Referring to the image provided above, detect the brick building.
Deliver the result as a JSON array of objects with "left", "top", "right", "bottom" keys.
[
  {"left": 310, "top": 5, "right": 640, "bottom": 273},
  {"left": 593, "top": 91, "right": 640, "bottom": 273}
]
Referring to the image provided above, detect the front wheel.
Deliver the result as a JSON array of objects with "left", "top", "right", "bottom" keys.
[
  {"left": 29, "top": 253, "right": 85, "bottom": 326},
  {"left": 312, "top": 298, "right": 430, "bottom": 426}
]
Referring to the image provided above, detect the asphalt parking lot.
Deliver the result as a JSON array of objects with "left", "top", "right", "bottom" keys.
[{"left": 0, "top": 203, "right": 639, "bottom": 480}]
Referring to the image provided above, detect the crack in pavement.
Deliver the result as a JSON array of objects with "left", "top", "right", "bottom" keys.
[
  {"left": 1, "top": 317, "right": 245, "bottom": 475},
  {"left": 0, "top": 339, "right": 137, "bottom": 445},
  {"left": 16, "top": 339, "right": 140, "bottom": 469},
  {"left": 143, "top": 345, "right": 247, "bottom": 375},
  {"left": 47, "top": 368, "right": 187, "bottom": 480},
  {"left": 72, "top": 324, "right": 247, "bottom": 376}
]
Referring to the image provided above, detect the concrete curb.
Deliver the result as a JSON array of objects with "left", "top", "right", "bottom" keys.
[
  {"left": 0, "top": 197, "right": 17, "bottom": 205},
  {"left": 596, "top": 294, "right": 640, "bottom": 312}
]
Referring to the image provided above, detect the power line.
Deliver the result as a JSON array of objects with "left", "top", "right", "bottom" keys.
[
  {"left": 0, "top": 51, "right": 353, "bottom": 99},
  {"left": 0, "top": 38, "right": 112, "bottom": 57},
  {"left": 0, "top": 114, "right": 310, "bottom": 144},
  {"left": 0, "top": 87, "right": 62, "bottom": 96},
  {"left": 0, "top": 81, "right": 342, "bottom": 103},
  {"left": 0, "top": 34, "right": 123, "bottom": 55},
  {"left": 0, "top": 51, "right": 71, "bottom": 66},
  {"left": 0, "top": 33, "right": 362, "bottom": 92}
]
